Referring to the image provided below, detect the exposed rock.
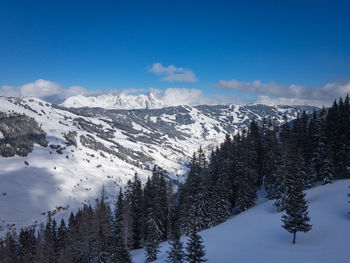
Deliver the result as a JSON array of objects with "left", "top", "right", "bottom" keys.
[{"left": 0, "top": 113, "right": 47, "bottom": 157}]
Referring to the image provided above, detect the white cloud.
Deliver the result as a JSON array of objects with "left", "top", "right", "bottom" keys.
[
  {"left": 149, "top": 88, "right": 246, "bottom": 106},
  {"left": 149, "top": 62, "right": 198, "bottom": 82},
  {"left": 0, "top": 79, "right": 101, "bottom": 102},
  {"left": 216, "top": 79, "right": 350, "bottom": 107},
  {"left": 255, "top": 96, "right": 329, "bottom": 107},
  {"left": 159, "top": 88, "right": 209, "bottom": 106},
  {"left": 120, "top": 88, "right": 147, "bottom": 95},
  {"left": 20, "top": 79, "right": 61, "bottom": 98}
]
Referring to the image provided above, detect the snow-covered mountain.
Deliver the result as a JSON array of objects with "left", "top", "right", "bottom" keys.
[
  {"left": 61, "top": 92, "right": 165, "bottom": 109},
  {"left": 132, "top": 179, "right": 350, "bottom": 263},
  {"left": 0, "top": 96, "right": 317, "bottom": 234}
]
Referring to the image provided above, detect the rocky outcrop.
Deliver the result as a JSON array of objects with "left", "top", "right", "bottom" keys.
[{"left": 0, "top": 113, "right": 48, "bottom": 157}]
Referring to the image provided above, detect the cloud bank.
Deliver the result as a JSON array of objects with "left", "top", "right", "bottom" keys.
[
  {"left": 151, "top": 88, "right": 211, "bottom": 106},
  {"left": 149, "top": 63, "right": 198, "bottom": 82},
  {"left": 216, "top": 79, "right": 350, "bottom": 107},
  {"left": 0, "top": 79, "right": 102, "bottom": 103},
  {"left": 0, "top": 79, "right": 215, "bottom": 106},
  {"left": 2, "top": 77, "right": 349, "bottom": 107}
]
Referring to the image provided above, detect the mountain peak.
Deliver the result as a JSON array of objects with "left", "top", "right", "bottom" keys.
[{"left": 61, "top": 92, "right": 165, "bottom": 109}]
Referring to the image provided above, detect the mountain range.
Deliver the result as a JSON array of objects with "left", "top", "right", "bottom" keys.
[{"left": 61, "top": 92, "right": 165, "bottom": 109}]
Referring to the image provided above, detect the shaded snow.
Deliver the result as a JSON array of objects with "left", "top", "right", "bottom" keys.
[{"left": 132, "top": 180, "right": 350, "bottom": 263}]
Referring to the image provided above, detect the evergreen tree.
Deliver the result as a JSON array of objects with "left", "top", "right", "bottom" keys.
[
  {"left": 235, "top": 130, "right": 258, "bottom": 212},
  {"left": 57, "top": 219, "right": 67, "bottom": 256},
  {"left": 319, "top": 157, "right": 335, "bottom": 184},
  {"left": 144, "top": 219, "right": 161, "bottom": 263},
  {"left": 185, "top": 224, "right": 206, "bottom": 263},
  {"left": 166, "top": 222, "right": 184, "bottom": 263},
  {"left": 125, "top": 174, "right": 144, "bottom": 249},
  {"left": 113, "top": 188, "right": 131, "bottom": 263},
  {"left": 180, "top": 148, "right": 213, "bottom": 233},
  {"left": 167, "top": 238, "right": 184, "bottom": 263},
  {"left": 281, "top": 171, "right": 312, "bottom": 244},
  {"left": 42, "top": 214, "right": 58, "bottom": 263},
  {"left": 18, "top": 227, "right": 36, "bottom": 263},
  {"left": 93, "top": 187, "right": 114, "bottom": 263},
  {"left": 1, "top": 232, "right": 18, "bottom": 263}
]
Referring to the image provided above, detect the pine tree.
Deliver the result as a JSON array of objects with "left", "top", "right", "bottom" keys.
[
  {"left": 125, "top": 174, "right": 144, "bottom": 249},
  {"left": 18, "top": 227, "right": 36, "bottom": 262},
  {"left": 42, "top": 214, "right": 58, "bottom": 263},
  {"left": 144, "top": 219, "right": 161, "bottom": 262},
  {"left": 180, "top": 148, "right": 213, "bottom": 233},
  {"left": 235, "top": 131, "right": 258, "bottom": 213},
  {"left": 166, "top": 221, "right": 184, "bottom": 263},
  {"left": 320, "top": 157, "right": 335, "bottom": 184},
  {"left": 2, "top": 231, "right": 18, "bottom": 263},
  {"left": 92, "top": 186, "right": 114, "bottom": 263},
  {"left": 185, "top": 224, "right": 206, "bottom": 263},
  {"left": 273, "top": 147, "right": 287, "bottom": 212},
  {"left": 57, "top": 219, "right": 67, "bottom": 256},
  {"left": 113, "top": 188, "right": 132, "bottom": 263},
  {"left": 348, "top": 186, "right": 350, "bottom": 215},
  {"left": 281, "top": 172, "right": 312, "bottom": 244},
  {"left": 209, "top": 142, "right": 233, "bottom": 225}
]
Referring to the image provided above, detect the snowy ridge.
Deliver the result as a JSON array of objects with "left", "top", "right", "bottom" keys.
[
  {"left": 132, "top": 180, "right": 350, "bottom": 263},
  {"left": 0, "top": 96, "right": 317, "bottom": 234},
  {"left": 61, "top": 92, "right": 165, "bottom": 109}
]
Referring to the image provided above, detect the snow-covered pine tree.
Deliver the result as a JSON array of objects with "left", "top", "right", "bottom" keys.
[
  {"left": 153, "top": 166, "right": 169, "bottom": 241},
  {"left": 264, "top": 119, "right": 280, "bottom": 200},
  {"left": 125, "top": 173, "right": 144, "bottom": 249},
  {"left": 320, "top": 157, "right": 335, "bottom": 184},
  {"left": 167, "top": 237, "right": 185, "bottom": 263},
  {"left": 145, "top": 218, "right": 161, "bottom": 262},
  {"left": 185, "top": 224, "right": 207, "bottom": 263},
  {"left": 273, "top": 147, "right": 287, "bottom": 212},
  {"left": 281, "top": 167, "right": 312, "bottom": 244},
  {"left": 166, "top": 222, "right": 184, "bottom": 263},
  {"left": 57, "top": 219, "right": 67, "bottom": 255},
  {"left": 235, "top": 129, "right": 258, "bottom": 213},
  {"left": 348, "top": 186, "right": 350, "bottom": 214},
  {"left": 93, "top": 187, "right": 114, "bottom": 263},
  {"left": 209, "top": 151, "right": 231, "bottom": 225},
  {"left": 18, "top": 226, "right": 36, "bottom": 262},
  {"left": 143, "top": 176, "right": 155, "bottom": 243},
  {"left": 42, "top": 214, "right": 58, "bottom": 263},
  {"left": 209, "top": 138, "right": 234, "bottom": 225},
  {"left": 113, "top": 188, "right": 132, "bottom": 263}
]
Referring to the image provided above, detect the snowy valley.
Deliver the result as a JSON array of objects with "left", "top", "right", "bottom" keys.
[{"left": 0, "top": 94, "right": 316, "bottom": 234}]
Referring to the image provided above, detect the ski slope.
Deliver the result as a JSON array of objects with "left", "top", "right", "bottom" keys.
[{"left": 132, "top": 180, "right": 350, "bottom": 263}]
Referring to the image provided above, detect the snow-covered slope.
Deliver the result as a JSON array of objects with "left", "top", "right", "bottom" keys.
[
  {"left": 0, "top": 96, "right": 317, "bottom": 234},
  {"left": 132, "top": 180, "right": 350, "bottom": 263},
  {"left": 61, "top": 92, "right": 165, "bottom": 109}
]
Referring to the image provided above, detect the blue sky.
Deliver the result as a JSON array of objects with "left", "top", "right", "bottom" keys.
[{"left": 1, "top": 0, "right": 350, "bottom": 106}]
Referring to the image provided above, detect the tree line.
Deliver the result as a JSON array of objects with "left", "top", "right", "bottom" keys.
[{"left": 1, "top": 95, "right": 349, "bottom": 262}]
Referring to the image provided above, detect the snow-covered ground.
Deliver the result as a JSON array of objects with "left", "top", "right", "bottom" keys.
[{"left": 132, "top": 180, "right": 350, "bottom": 263}]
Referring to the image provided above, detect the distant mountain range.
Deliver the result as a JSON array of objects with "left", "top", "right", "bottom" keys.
[
  {"left": 61, "top": 92, "right": 165, "bottom": 109},
  {"left": 0, "top": 94, "right": 317, "bottom": 234}
]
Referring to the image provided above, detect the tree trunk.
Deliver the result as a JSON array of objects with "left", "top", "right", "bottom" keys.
[{"left": 293, "top": 231, "right": 296, "bottom": 244}]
